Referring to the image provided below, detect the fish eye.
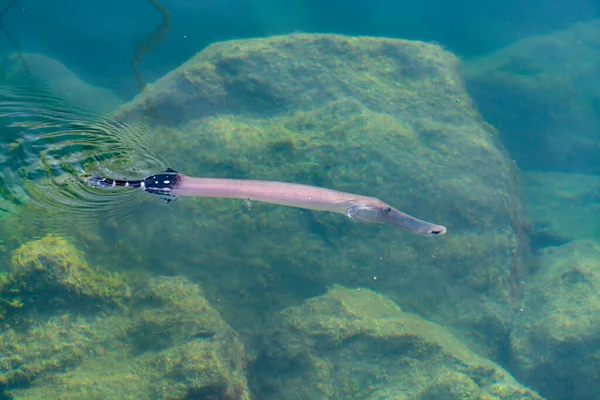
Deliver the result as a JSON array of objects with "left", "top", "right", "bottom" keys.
[{"left": 385, "top": 207, "right": 392, "bottom": 214}]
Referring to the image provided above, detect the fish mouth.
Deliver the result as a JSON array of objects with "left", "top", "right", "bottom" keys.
[{"left": 428, "top": 225, "right": 447, "bottom": 236}]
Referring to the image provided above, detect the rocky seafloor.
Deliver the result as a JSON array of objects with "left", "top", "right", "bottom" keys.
[{"left": 2, "top": 24, "right": 600, "bottom": 398}]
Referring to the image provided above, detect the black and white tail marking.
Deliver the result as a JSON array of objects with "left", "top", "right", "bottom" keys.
[{"left": 85, "top": 168, "right": 180, "bottom": 203}]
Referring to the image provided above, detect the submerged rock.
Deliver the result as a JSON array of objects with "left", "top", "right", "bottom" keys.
[
  {"left": 1, "top": 235, "right": 127, "bottom": 320},
  {"left": 511, "top": 240, "right": 600, "bottom": 400},
  {"left": 464, "top": 20, "right": 600, "bottom": 173},
  {"left": 1, "top": 237, "right": 249, "bottom": 399},
  {"left": 0, "top": 235, "right": 129, "bottom": 389},
  {"left": 2, "top": 53, "right": 123, "bottom": 114},
  {"left": 252, "top": 285, "right": 543, "bottom": 399},
  {"left": 104, "top": 33, "right": 528, "bottom": 360},
  {"left": 9, "top": 276, "right": 249, "bottom": 400},
  {"left": 522, "top": 171, "right": 600, "bottom": 248}
]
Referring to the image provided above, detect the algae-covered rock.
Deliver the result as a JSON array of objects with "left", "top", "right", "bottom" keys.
[
  {"left": 98, "top": 33, "right": 528, "bottom": 359},
  {"left": 511, "top": 240, "right": 600, "bottom": 400},
  {"left": 0, "top": 313, "right": 128, "bottom": 389},
  {"left": 0, "top": 235, "right": 128, "bottom": 390},
  {"left": 464, "top": 20, "right": 600, "bottom": 173},
  {"left": 117, "top": 33, "right": 476, "bottom": 124},
  {"left": 124, "top": 276, "right": 249, "bottom": 400},
  {"left": 252, "top": 285, "right": 543, "bottom": 400},
  {"left": 1, "top": 235, "right": 127, "bottom": 320},
  {"left": 6, "top": 276, "right": 249, "bottom": 400}
]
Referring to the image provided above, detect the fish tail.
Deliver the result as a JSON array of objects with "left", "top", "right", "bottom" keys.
[
  {"left": 85, "top": 175, "right": 144, "bottom": 189},
  {"left": 85, "top": 168, "right": 180, "bottom": 199}
]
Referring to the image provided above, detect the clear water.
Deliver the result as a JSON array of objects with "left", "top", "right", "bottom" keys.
[{"left": 0, "top": 1, "right": 598, "bottom": 399}]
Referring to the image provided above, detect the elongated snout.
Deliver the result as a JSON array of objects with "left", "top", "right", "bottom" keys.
[
  {"left": 346, "top": 202, "right": 447, "bottom": 236},
  {"left": 384, "top": 207, "right": 447, "bottom": 236}
]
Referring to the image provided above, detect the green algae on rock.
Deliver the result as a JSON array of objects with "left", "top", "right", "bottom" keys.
[
  {"left": 252, "top": 285, "right": 543, "bottom": 400},
  {"left": 0, "top": 313, "right": 128, "bottom": 389},
  {"left": 0, "top": 235, "right": 129, "bottom": 390},
  {"left": 102, "top": 33, "right": 528, "bottom": 361},
  {"left": 116, "top": 34, "right": 478, "bottom": 125},
  {"left": 511, "top": 240, "right": 600, "bottom": 400},
  {"left": 125, "top": 275, "right": 249, "bottom": 400},
  {"left": 1, "top": 235, "right": 127, "bottom": 320},
  {"left": 4, "top": 276, "right": 249, "bottom": 400}
]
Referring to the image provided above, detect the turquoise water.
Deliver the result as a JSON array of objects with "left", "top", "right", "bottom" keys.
[{"left": 0, "top": 1, "right": 599, "bottom": 399}]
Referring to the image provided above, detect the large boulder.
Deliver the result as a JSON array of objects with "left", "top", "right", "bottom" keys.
[
  {"left": 464, "top": 20, "right": 600, "bottom": 173},
  {"left": 0, "top": 235, "right": 127, "bottom": 321},
  {"left": 1, "top": 237, "right": 249, "bottom": 399},
  {"left": 252, "top": 285, "right": 543, "bottom": 399},
  {"left": 88, "top": 33, "right": 528, "bottom": 359},
  {"left": 511, "top": 240, "right": 600, "bottom": 400}
]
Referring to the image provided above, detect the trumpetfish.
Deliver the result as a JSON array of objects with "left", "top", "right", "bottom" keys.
[{"left": 86, "top": 169, "right": 447, "bottom": 237}]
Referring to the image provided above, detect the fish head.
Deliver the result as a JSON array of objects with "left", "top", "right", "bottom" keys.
[{"left": 346, "top": 200, "right": 447, "bottom": 237}]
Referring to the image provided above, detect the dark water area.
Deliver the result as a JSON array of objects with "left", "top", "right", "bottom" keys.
[{"left": 0, "top": 1, "right": 599, "bottom": 399}]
